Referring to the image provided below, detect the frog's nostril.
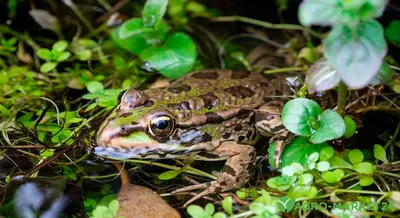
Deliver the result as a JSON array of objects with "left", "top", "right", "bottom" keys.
[{"left": 121, "top": 126, "right": 128, "bottom": 132}]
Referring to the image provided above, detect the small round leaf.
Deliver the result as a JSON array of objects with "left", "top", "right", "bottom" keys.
[
  {"left": 353, "top": 162, "right": 374, "bottom": 175},
  {"left": 52, "top": 40, "right": 69, "bottom": 52},
  {"left": 281, "top": 98, "right": 322, "bottom": 136},
  {"left": 86, "top": 81, "right": 104, "bottom": 94},
  {"left": 373, "top": 144, "right": 388, "bottom": 163},
  {"left": 222, "top": 196, "right": 233, "bottom": 215},
  {"left": 40, "top": 62, "right": 57, "bottom": 73},
  {"left": 310, "top": 109, "right": 346, "bottom": 144},
  {"left": 348, "top": 149, "right": 364, "bottom": 165},
  {"left": 319, "top": 146, "right": 334, "bottom": 161}
]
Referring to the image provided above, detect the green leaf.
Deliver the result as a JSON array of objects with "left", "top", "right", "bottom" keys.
[
  {"left": 344, "top": 116, "right": 356, "bottom": 138},
  {"left": 87, "top": 81, "right": 104, "bottom": 94},
  {"left": 310, "top": 109, "right": 346, "bottom": 143},
  {"left": 0, "top": 104, "right": 11, "bottom": 117},
  {"left": 36, "top": 48, "right": 52, "bottom": 60},
  {"left": 369, "top": 62, "right": 395, "bottom": 86},
  {"left": 319, "top": 146, "right": 334, "bottom": 161},
  {"left": 204, "top": 203, "right": 215, "bottom": 216},
  {"left": 329, "top": 156, "right": 352, "bottom": 168},
  {"left": 281, "top": 98, "right": 321, "bottom": 136},
  {"left": 299, "top": 0, "right": 354, "bottom": 26},
  {"left": 108, "top": 200, "right": 119, "bottom": 216},
  {"left": 297, "top": 173, "right": 314, "bottom": 185},
  {"left": 111, "top": 18, "right": 168, "bottom": 54},
  {"left": 321, "top": 169, "right": 344, "bottom": 183},
  {"left": 267, "top": 176, "right": 296, "bottom": 191},
  {"left": 348, "top": 149, "right": 364, "bottom": 165},
  {"left": 269, "top": 136, "right": 329, "bottom": 168},
  {"left": 56, "top": 51, "right": 71, "bottom": 62},
  {"left": 213, "top": 212, "right": 227, "bottom": 218},
  {"left": 52, "top": 40, "right": 69, "bottom": 52},
  {"left": 323, "top": 20, "right": 387, "bottom": 89},
  {"left": 288, "top": 185, "right": 317, "bottom": 198},
  {"left": 142, "top": 0, "right": 168, "bottom": 27},
  {"left": 40, "top": 62, "right": 57, "bottom": 73},
  {"left": 353, "top": 162, "right": 374, "bottom": 175},
  {"left": 282, "top": 163, "right": 304, "bottom": 177},
  {"left": 299, "top": 0, "right": 388, "bottom": 26},
  {"left": 359, "top": 175, "right": 374, "bottom": 186},
  {"left": 305, "top": 58, "right": 340, "bottom": 94},
  {"left": 158, "top": 170, "right": 181, "bottom": 180},
  {"left": 316, "top": 161, "right": 331, "bottom": 172},
  {"left": 77, "top": 49, "right": 92, "bottom": 61},
  {"left": 139, "top": 32, "right": 197, "bottom": 79},
  {"left": 373, "top": 144, "right": 388, "bottom": 163},
  {"left": 385, "top": 20, "right": 400, "bottom": 46},
  {"left": 222, "top": 196, "right": 233, "bottom": 215}
]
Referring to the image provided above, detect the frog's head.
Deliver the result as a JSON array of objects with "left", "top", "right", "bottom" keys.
[{"left": 95, "top": 89, "right": 208, "bottom": 159}]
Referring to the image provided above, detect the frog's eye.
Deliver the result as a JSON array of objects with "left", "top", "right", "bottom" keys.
[
  {"left": 117, "top": 90, "right": 127, "bottom": 103},
  {"left": 149, "top": 115, "right": 175, "bottom": 137}
]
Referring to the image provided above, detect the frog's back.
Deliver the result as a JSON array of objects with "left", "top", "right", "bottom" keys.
[{"left": 143, "top": 69, "right": 290, "bottom": 118}]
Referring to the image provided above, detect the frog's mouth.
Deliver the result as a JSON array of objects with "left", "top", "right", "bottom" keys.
[
  {"left": 95, "top": 130, "right": 196, "bottom": 159},
  {"left": 93, "top": 145, "right": 195, "bottom": 159}
]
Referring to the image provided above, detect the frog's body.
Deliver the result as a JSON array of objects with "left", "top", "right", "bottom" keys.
[{"left": 95, "top": 69, "right": 292, "bottom": 206}]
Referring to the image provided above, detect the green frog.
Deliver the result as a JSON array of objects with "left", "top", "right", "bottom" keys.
[{"left": 95, "top": 69, "right": 293, "bottom": 206}]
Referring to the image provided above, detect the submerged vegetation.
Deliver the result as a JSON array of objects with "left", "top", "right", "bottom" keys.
[{"left": 0, "top": 0, "right": 400, "bottom": 217}]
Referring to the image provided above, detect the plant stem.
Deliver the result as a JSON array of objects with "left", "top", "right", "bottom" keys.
[
  {"left": 337, "top": 81, "right": 347, "bottom": 117},
  {"left": 62, "top": 0, "right": 94, "bottom": 32},
  {"left": 211, "top": 16, "right": 324, "bottom": 39},
  {"left": 263, "top": 66, "right": 308, "bottom": 75}
]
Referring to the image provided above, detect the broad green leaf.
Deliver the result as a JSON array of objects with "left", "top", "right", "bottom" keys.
[
  {"left": 344, "top": 116, "right": 357, "bottom": 138},
  {"left": 111, "top": 18, "right": 168, "bottom": 54},
  {"left": 40, "top": 62, "right": 57, "bottom": 73},
  {"left": 323, "top": 20, "right": 387, "bottom": 89},
  {"left": 268, "top": 136, "right": 329, "bottom": 168},
  {"left": 299, "top": 0, "right": 355, "bottom": 26},
  {"left": 385, "top": 20, "right": 400, "bottom": 46},
  {"left": 158, "top": 170, "right": 181, "bottom": 180},
  {"left": 139, "top": 32, "right": 197, "bottom": 79},
  {"left": 36, "top": 48, "right": 52, "bottom": 60},
  {"left": 222, "top": 196, "right": 233, "bottom": 215},
  {"left": 310, "top": 109, "right": 346, "bottom": 144},
  {"left": 319, "top": 146, "right": 334, "bottom": 161},
  {"left": 353, "top": 162, "right": 374, "bottom": 175},
  {"left": 56, "top": 51, "right": 71, "bottom": 62},
  {"left": 373, "top": 144, "right": 388, "bottom": 163},
  {"left": 305, "top": 58, "right": 340, "bottom": 94},
  {"left": 267, "top": 176, "right": 295, "bottom": 191},
  {"left": 281, "top": 98, "right": 321, "bottom": 136},
  {"left": 204, "top": 203, "right": 215, "bottom": 216},
  {"left": 359, "top": 175, "right": 374, "bottom": 186},
  {"left": 52, "top": 40, "right": 68, "bottom": 52},
  {"left": 299, "top": 0, "right": 388, "bottom": 26},
  {"left": 369, "top": 62, "right": 395, "bottom": 86},
  {"left": 142, "top": 0, "right": 168, "bottom": 27},
  {"left": 348, "top": 149, "right": 364, "bottom": 165},
  {"left": 87, "top": 81, "right": 104, "bottom": 94}
]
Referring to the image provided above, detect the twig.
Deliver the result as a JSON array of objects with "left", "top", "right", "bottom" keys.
[
  {"left": 211, "top": 16, "right": 324, "bottom": 39},
  {"left": 263, "top": 66, "right": 308, "bottom": 74},
  {"left": 337, "top": 81, "right": 347, "bottom": 116}
]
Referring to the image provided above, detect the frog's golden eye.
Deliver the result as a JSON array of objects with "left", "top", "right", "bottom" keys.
[
  {"left": 117, "top": 90, "right": 127, "bottom": 103},
  {"left": 149, "top": 115, "right": 175, "bottom": 137}
]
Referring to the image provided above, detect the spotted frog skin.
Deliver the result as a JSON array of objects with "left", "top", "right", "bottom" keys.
[{"left": 95, "top": 69, "right": 292, "bottom": 206}]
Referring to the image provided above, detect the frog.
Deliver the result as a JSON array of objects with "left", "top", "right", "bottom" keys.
[{"left": 95, "top": 69, "right": 293, "bottom": 206}]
